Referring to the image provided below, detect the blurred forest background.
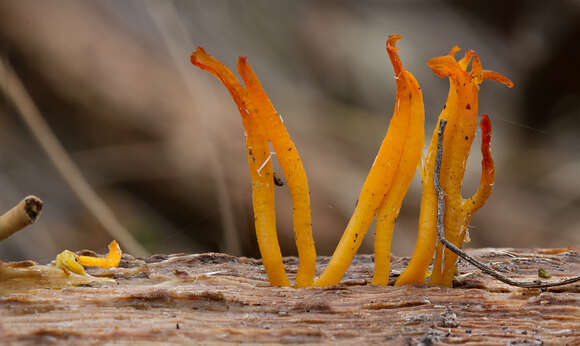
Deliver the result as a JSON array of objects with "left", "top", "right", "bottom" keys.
[{"left": 0, "top": 0, "right": 578, "bottom": 262}]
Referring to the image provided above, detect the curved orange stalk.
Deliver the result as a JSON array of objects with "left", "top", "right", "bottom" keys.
[
  {"left": 191, "top": 48, "right": 290, "bottom": 286},
  {"left": 237, "top": 58, "right": 316, "bottom": 287},
  {"left": 395, "top": 48, "right": 512, "bottom": 286},
  {"left": 371, "top": 36, "right": 425, "bottom": 286},
  {"left": 316, "top": 35, "right": 424, "bottom": 287},
  {"left": 78, "top": 240, "right": 122, "bottom": 269},
  {"left": 245, "top": 118, "right": 290, "bottom": 286}
]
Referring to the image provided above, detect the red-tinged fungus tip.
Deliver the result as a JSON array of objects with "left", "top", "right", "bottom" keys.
[
  {"left": 237, "top": 56, "right": 249, "bottom": 70},
  {"left": 387, "top": 34, "right": 402, "bottom": 47},
  {"left": 387, "top": 35, "right": 403, "bottom": 76},
  {"left": 480, "top": 114, "right": 492, "bottom": 136},
  {"left": 479, "top": 114, "right": 495, "bottom": 181},
  {"left": 190, "top": 47, "right": 209, "bottom": 66},
  {"left": 105, "top": 240, "right": 122, "bottom": 268}
]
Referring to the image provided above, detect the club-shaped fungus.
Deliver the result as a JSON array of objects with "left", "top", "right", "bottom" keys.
[{"left": 395, "top": 47, "right": 513, "bottom": 287}]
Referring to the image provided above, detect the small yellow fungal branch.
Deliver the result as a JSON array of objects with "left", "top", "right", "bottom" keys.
[
  {"left": 395, "top": 47, "right": 513, "bottom": 286},
  {"left": 315, "top": 35, "right": 424, "bottom": 287},
  {"left": 56, "top": 240, "right": 123, "bottom": 275},
  {"left": 56, "top": 250, "right": 87, "bottom": 276},
  {"left": 78, "top": 240, "right": 122, "bottom": 269}
]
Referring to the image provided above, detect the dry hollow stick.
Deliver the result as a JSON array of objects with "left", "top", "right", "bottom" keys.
[
  {"left": 0, "top": 196, "right": 43, "bottom": 242},
  {"left": 315, "top": 35, "right": 425, "bottom": 287}
]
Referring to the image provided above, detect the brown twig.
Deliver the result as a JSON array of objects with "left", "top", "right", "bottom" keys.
[
  {"left": 0, "top": 59, "right": 148, "bottom": 257},
  {"left": 434, "top": 119, "right": 580, "bottom": 288},
  {"left": 0, "top": 196, "right": 43, "bottom": 242}
]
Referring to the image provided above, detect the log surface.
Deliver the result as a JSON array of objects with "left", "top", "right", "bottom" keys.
[{"left": 1, "top": 248, "right": 579, "bottom": 345}]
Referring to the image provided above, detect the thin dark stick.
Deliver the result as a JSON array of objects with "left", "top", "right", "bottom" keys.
[{"left": 434, "top": 119, "right": 580, "bottom": 288}]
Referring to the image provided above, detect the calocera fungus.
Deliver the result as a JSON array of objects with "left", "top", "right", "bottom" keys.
[
  {"left": 56, "top": 240, "right": 123, "bottom": 275},
  {"left": 77, "top": 240, "right": 122, "bottom": 269},
  {"left": 395, "top": 47, "right": 513, "bottom": 287},
  {"left": 191, "top": 36, "right": 423, "bottom": 288},
  {"left": 429, "top": 119, "right": 579, "bottom": 289},
  {"left": 316, "top": 35, "right": 424, "bottom": 287},
  {"left": 190, "top": 37, "right": 580, "bottom": 289},
  {"left": 191, "top": 48, "right": 316, "bottom": 287}
]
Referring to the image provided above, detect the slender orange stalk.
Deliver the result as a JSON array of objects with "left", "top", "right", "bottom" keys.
[
  {"left": 371, "top": 36, "right": 425, "bottom": 285},
  {"left": 316, "top": 35, "right": 424, "bottom": 287},
  {"left": 430, "top": 114, "right": 495, "bottom": 285},
  {"left": 191, "top": 39, "right": 514, "bottom": 289},
  {"left": 237, "top": 58, "right": 316, "bottom": 287},
  {"left": 395, "top": 47, "right": 512, "bottom": 286},
  {"left": 191, "top": 48, "right": 290, "bottom": 286}
]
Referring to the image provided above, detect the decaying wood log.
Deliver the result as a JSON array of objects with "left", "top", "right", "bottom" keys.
[{"left": 1, "top": 248, "right": 579, "bottom": 344}]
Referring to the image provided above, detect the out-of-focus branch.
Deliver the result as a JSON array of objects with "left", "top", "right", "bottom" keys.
[
  {"left": 0, "top": 196, "right": 43, "bottom": 242},
  {"left": 0, "top": 59, "right": 149, "bottom": 257},
  {"left": 145, "top": 1, "right": 241, "bottom": 255}
]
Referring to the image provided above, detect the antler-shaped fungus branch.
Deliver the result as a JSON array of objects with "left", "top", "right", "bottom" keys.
[
  {"left": 395, "top": 47, "right": 513, "bottom": 287},
  {"left": 434, "top": 119, "right": 580, "bottom": 289}
]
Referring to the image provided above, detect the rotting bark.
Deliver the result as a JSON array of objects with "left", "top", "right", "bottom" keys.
[{"left": 0, "top": 248, "right": 579, "bottom": 345}]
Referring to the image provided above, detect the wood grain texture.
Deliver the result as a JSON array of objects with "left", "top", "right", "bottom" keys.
[{"left": 1, "top": 248, "right": 579, "bottom": 344}]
